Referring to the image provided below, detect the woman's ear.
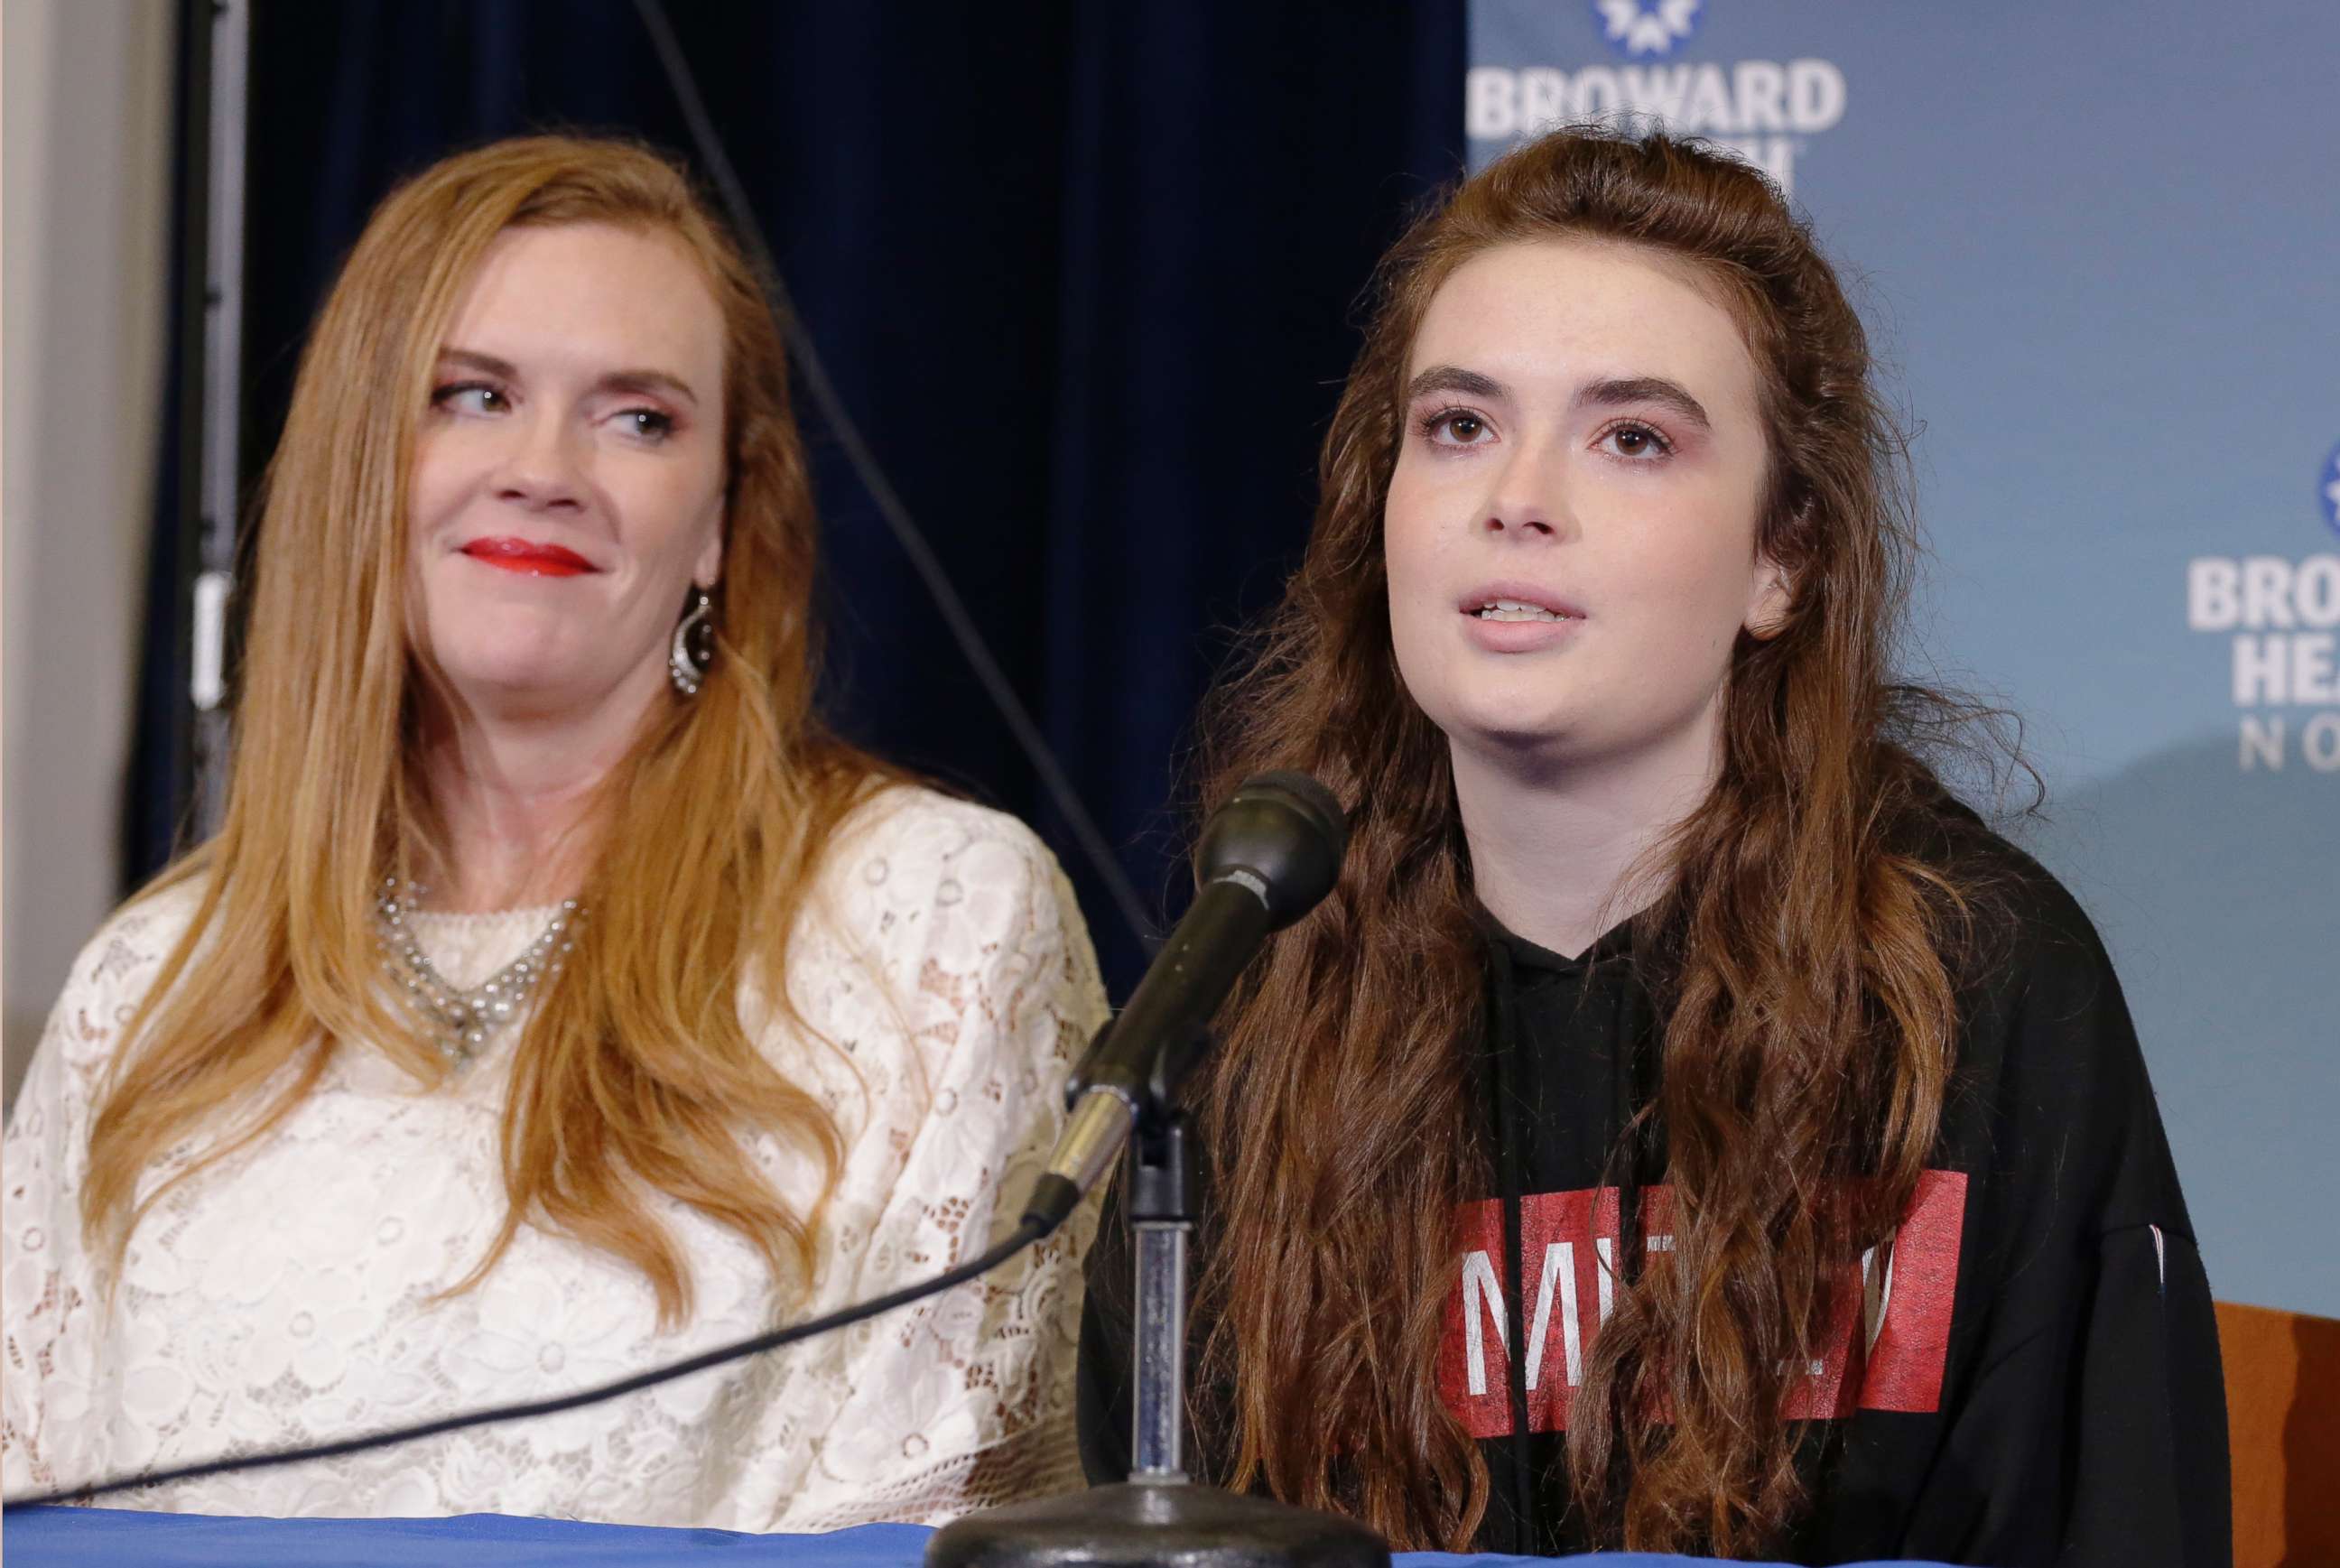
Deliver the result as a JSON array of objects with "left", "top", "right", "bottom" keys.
[
  {"left": 1744, "top": 555, "right": 1793, "bottom": 639},
  {"left": 693, "top": 515, "right": 724, "bottom": 593}
]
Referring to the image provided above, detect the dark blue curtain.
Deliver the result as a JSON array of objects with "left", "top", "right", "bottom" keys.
[{"left": 127, "top": 0, "right": 1465, "bottom": 997}]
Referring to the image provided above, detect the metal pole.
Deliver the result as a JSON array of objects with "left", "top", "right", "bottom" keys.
[
  {"left": 1130, "top": 1220, "right": 1190, "bottom": 1480},
  {"left": 1125, "top": 1113, "right": 1196, "bottom": 1483},
  {"left": 190, "top": 0, "right": 248, "bottom": 838}
]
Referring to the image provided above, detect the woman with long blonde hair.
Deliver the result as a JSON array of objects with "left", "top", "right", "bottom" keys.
[
  {"left": 3, "top": 135, "right": 1104, "bottom": 1528},
  {"left": 1082, "top": 127, "right": 2227, "bottom": 1564}
]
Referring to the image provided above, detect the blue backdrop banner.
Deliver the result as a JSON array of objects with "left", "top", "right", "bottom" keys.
[{"left": 1467, "top": 0, "right": 2339, "bottom": 1317}]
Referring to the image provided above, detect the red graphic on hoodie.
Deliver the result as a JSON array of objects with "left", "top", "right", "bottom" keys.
[{"left": 1437, "top": 1169, "right": 1966, "bottom": 1436}]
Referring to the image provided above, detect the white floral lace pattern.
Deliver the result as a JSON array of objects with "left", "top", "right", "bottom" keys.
[{"left": 1, "top": 788, "right": 1108, "bottom": 1529}]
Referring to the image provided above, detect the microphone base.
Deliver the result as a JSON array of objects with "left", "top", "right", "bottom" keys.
[{"left": 924, "top": 1479, "right": 1391, "bottom": 1568}]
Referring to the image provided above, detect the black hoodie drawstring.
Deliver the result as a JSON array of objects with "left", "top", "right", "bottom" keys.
[
  {"left": 1614, "top": 970, "right": 1646, "bottom": 1294},
  {"left": 1487, "top": 939, "right": 1537, "bottom": 1554},
  {"left": 1604, "top": 961, "right": 1651, "bottom": 1543}
]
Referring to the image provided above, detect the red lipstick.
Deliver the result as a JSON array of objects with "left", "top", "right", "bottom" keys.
[{"left": 460, "top": 538, "right": 596, "bottom": 577}]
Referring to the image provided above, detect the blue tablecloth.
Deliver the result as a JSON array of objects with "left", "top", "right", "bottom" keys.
[{"left": 0, "top": 1508, "right": 1946, "bottom": 1567}]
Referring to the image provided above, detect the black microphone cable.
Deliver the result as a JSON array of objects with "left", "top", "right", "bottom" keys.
[
  {"left": 1, "top": 1215, "right": 1052, "bottom": 1510},
  {"left": 630, "top": 0, "right": 1158, "bottom": 952}
]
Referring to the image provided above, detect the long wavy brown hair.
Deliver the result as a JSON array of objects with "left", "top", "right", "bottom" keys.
[
  {"left": 84, "top": 135, "right": 905, "bottom": 1327},
  {"left": 1192, "top": 127, "right": 2016, "bottom": 1556}
]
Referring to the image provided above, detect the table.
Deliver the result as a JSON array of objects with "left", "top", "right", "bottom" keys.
[{"left": 0, "top": 1507, "right": 1948, "bottom": 1565}]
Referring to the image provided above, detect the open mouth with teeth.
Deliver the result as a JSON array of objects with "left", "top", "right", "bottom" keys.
[{"left": 1474, "top": 598, "right": 1578, "bottom": 623}]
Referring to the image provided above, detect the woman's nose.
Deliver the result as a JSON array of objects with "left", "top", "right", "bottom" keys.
[
  {"left": 490, "top": 413, "right": 588, "bottom": 513},
  {"left": 1479, "top": 444, "right": 1569, "bottom": 540}
]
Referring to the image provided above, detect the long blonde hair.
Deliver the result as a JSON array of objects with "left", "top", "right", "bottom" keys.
[{"left": 85, "top": 135, "right": 905, "bottom": 1325}]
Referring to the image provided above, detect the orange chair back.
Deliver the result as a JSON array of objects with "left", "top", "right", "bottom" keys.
[{"left": 2217, "top": 1300, "right": 2340, "bottom": 1568}]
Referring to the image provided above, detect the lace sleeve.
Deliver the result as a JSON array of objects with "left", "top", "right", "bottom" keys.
[
  {"left": 2, "top": 895, "right": 189, "bottom": 1496},
  {"left": 779, "top": 800, "right": 1109, "bottom": 1531}
]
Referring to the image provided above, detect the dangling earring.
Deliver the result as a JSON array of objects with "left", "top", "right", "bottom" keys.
[{"left": 670, "top": 587, "right": 716, "bottom": 696}]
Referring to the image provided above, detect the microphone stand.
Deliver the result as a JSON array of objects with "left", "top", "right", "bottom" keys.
[{"left": 926, "top": 1077, "right": 1388, "bottom": 1568}]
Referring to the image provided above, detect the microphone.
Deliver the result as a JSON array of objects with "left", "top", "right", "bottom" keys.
[{"left": 1021, "top": 771, "right": 1347, "bottom": 1233}]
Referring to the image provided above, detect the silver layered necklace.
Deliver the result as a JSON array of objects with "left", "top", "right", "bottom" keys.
[{"left": 376, "top": 877, "right": 580, "bottom": 1067}]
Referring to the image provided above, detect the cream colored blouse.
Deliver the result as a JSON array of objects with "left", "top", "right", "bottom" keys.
[{"left": 2, "top": 787, "right": 1107, "bottom": 1529}]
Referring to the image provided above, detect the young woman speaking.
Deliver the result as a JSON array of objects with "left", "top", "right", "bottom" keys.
[{"left": 1081, "top": 127, "right": 2228, "bottom": 1566}]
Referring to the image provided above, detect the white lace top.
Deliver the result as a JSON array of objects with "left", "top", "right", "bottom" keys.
[{"left": 1, "top": 787, "right": 1109, "bottom": 1529}]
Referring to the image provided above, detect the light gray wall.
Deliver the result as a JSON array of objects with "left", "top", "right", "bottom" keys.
[{"left": 3, "top": 0, "right": 177, "bottom": 1113}]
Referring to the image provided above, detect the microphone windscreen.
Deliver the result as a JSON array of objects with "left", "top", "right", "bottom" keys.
[{"left": 1201, "top": 771, "right": 1349, "bottom": 929}]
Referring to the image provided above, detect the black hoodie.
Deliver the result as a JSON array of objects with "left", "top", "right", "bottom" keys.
[{"left": 1077, "top": 826, "right": 2231, "bottom": 1565}]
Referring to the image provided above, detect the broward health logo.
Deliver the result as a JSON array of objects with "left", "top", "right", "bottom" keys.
[
  {"left": 1594, "top": 0, "right": 1703, "bottom": 59},
  {"left": 2186, "top": 440, "right": 2340, "bottom": 772},
  {"left": 1468, "top": 4, "right": 1846, "bottom": 195}
]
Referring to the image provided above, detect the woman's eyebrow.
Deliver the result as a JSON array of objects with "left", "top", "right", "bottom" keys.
[
  {"left": 1404, "top": 366, "right": 1710, "bottom": 435},
  {"left": 1574, "top": 376, "right": 1711, "bottom": 431},
  {"left": 1405, "top": 365, "right": 1508, "bottom": 403},
  {"left": 436, "top": 348, "right": 518, "bottom": 379},
  {"left": 599, "top": 369, "right": 699, "bottom": 407},
  {"left": 434, "top": 348, "right": 699, "bottom": 408}
]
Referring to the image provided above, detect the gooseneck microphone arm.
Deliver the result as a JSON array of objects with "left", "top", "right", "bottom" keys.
[
  {"left": 1019, "top": 771, "right": 1349, "bottom": 1235},
  {"left": 1021, "top": 878, "right": 1269, "bottom": 1228}
]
